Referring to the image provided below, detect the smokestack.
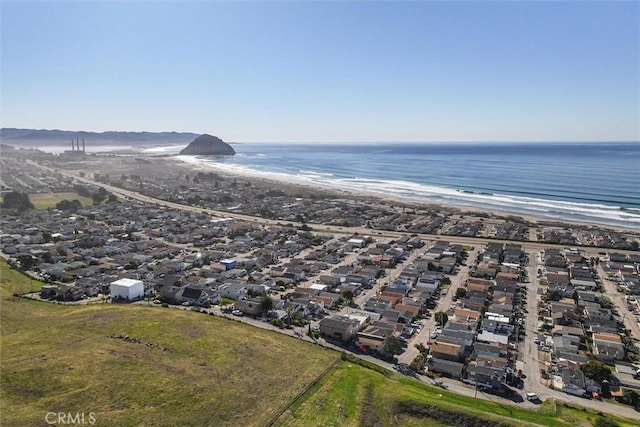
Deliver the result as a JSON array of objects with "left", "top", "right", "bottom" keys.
[
  {"left": 71, "top": 139, "right": 75, "bottom": 152},
  {"left": 82, "top": 138, "right": 85, "bottom": 153},
  {"left": 76, "top": 138, "right": 80, "bottom": 152}
]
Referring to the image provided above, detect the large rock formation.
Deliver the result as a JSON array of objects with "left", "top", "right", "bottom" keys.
[{"left": 179, "top": 134, "right": 235, "bottom": 156}]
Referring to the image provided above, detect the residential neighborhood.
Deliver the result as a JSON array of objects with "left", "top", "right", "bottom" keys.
[{"left": 2, "top": 145, "right": 640, "bottom": 415}]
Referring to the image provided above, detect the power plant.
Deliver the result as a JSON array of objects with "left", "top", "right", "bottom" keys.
[{"left": 64, "top": 137, "right": 87, "bottom": 156}]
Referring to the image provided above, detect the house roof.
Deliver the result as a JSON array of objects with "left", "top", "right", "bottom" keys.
[
  {"left": 428, "top": 358, "right": 464, "bottom": 377},
  {"left": 593, "top": 332, "right": 622, "bottom": 343},
  {"left": 431, "top": 341, "right": 462, "bottom": 356},
  {"left": 182, "top": 286, "right": 203, "bottom": 300}
]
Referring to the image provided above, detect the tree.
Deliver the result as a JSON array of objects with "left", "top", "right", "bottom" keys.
[
  {"left": 455, "top": 287, "right": 467, "bottom": 299},
  {"left": 41, "top": 251, "right": 53, "bottom": 264},
  {"left": 581, "top": 359, "right": 611, "bottom": 383},
  {"left": 434, "top": 311, "right": 448, "bottom": 327},
  {"left": 382, "top": 335, "right": 404, "bottom": 356},
  {"left": 599, "top": 296, "right": 613, "bottom": 310},
  {"left": 55, "top": 199, "right": 82, "bottom": 212},
  {"left": 16, "top": 254, "right": 36, "bottom": 271},
  {"left": 75, "top": 185, "right": 91, "bottom": 198},
  {"left": 91, "top": 192, "right": 104, "bottom": 205},
  {"left": 91, "top": 187, "right": 109, "bottom": 205},
  {"left": 0, "top": 191, "right": 34, "bottom": 213},
  {"left": 261, "top": 295, "right": 274, "bottom": 314},
  {"left": 619, "top": 389, "right": 640, "bottom": 408},
  {"left": 410, "top": 354, "right": 427, "bottom": 374},
  {"left": 414, "top": 342, "right": 429, "bottom": 356},
  {"left": 341, "top": 289, "right": 354, "bottom": 302}
]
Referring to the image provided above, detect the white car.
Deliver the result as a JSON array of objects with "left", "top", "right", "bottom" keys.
[{"left": 231, "top": 309, "right": 243, "bottom": 316}]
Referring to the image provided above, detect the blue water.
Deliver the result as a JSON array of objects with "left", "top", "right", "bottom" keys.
[{"left": 171, "top": 142, "right": 640, "bottom": 228}]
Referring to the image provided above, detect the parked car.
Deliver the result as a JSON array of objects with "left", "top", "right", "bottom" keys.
[
  {"left": 526, "top": 392, "right": 540, "bottom": 403},
  {"left": 231, "top": 309, "right": 243, "bottom": 316}
]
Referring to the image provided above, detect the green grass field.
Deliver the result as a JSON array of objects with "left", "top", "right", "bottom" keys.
[
  {"left": 27, "top": 192, "right": 95, "bottom": 209},
  {"left": 1, "top": 260, "right": 636, "bottom": 427},
  {"left": 275, "top": 355, "right": 636, "bottom": 427}
]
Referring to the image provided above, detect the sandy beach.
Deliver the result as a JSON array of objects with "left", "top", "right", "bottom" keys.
[{"left": 52, "top": 149, "right": 638, "bottom": 236}]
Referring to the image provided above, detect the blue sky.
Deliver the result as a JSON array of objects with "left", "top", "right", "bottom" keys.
[{"left": 1, "top": 1, "right": 638, "bottom": 142}]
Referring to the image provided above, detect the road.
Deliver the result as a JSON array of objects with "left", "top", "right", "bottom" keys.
[
  {"left": 397, "top": 246, "right": 480, "bottom": 365},
  {"left": 521, "top": 249, "right": 546, "bottom": 401},
  {"left": 597, "top": 263, "right": 640, "bottom": 341}
]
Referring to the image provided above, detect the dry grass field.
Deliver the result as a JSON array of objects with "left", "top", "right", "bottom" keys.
[{"left": 0, "top": 261, "right": 337, "bottom": 426}]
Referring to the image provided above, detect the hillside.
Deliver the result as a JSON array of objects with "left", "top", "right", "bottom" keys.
[
  {"left": 0, "top": 128, "right": 199, "bottom": 146},
  {"left": 0, "top": 261, "right": 336, "bottom": 427}
]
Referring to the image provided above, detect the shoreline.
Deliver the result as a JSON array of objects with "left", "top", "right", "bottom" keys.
[{"left": 164, "top": 156, "right": 639, "bottom": 234}]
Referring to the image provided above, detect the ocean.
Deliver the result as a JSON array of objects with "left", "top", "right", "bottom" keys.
[{"left": 170, "top": 142, "right": 640, "bottom": 229}]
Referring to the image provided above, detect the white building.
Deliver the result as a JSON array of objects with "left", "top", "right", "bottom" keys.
[{"left": 110, "top": 278, "right": 144, "bottom": 300}]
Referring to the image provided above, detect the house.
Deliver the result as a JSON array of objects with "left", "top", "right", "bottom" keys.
[
  {"left": 218, "top": 282, "right": 247, "bottom": 300},
  {"left": 592, "top": 332, "right": 625, "bottom": 362},
  {"left": 363, "top": 297, "right": 392, "bottom": 314},
  {"left": 476, "top": 331, "right": 509, "bottom": 346},
  {"left": 220, "top": 258, "right": 237, "bottom": 270},
  {"left": 175, "top": 285, "right": 218, "bottom": 305},
  {"left": 427, "top": 358, "right": 464, "bottom": 378},
  {"left": 311, "top": 295, "right": 338, "bottom": 310},
  {"left": 552, "top": 361, "right": 588, "bottom": 396},
  {"left": 552, "top": 335, "right": 580, "bottom": 355},
  {"left": 319, "top": 315, "right": 360, "bottom": 343},
  {"left": 394, "top": 303, "right": 420, "bottom": 322},
  {"left": 235, "top": 298, "right": 265, "bottom": 317},
  {"left": 441, "top": 328, "right": 475, "bottom": 348},
  {"left": 482, "top": 312, "right": 513, "bottom": 335},
  {"left": 473, "top": 342, "right": 504, "bottom": 358},
  {"left": 356, "top": 321, "right": 396, "bottom": 351},
  {"left": 430, "top": 341, "right": 464, "bottom": 362},
  {"left": 415, "top": 278, "right": 439, "bottom": 295},
  {"left": 453, "top": 308, "right": 481, "bottom": 324},
  {"left": 40, "top": 285, "right": 59, "bottom": 299},
  {"left": 465, "top": 361, "right": 506, "bottom": 390}
]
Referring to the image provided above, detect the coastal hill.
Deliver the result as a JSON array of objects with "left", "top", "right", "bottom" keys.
[
  {"left": 179, "top": 134, "right": 236, "bottom": 156},
  {"left": 0, "top": 128, "right": 199, "bottom": 146}
]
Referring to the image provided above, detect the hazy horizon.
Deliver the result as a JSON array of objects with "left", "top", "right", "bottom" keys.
[
  {"left": 2, "top": 2, "right": 638, "bottom": 143},
  {"left": 2, "top": 127, "right": 640, "bottom": 146}
]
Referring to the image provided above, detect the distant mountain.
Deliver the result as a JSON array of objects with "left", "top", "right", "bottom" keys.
[
  {"left": 0, "top": 128, "right": 200, "bottom": 146},
  {"left": 179, "top": 134, "right": 235, "bottom": 156}
]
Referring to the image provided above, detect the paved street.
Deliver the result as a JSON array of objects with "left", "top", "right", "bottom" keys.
[
  {"left": 597, "top": 263, "right": 640, "bottom": 341},
  {"left": 521, "top": 249, "right": 546, "bottom": 399},
  {"left": 397, "top": 246, "right": 479, "bottom": 365}
]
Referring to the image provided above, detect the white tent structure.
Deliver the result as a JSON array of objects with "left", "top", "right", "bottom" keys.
[{"left": 110, "top": 278, "right": 144, "bottom": 300}]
